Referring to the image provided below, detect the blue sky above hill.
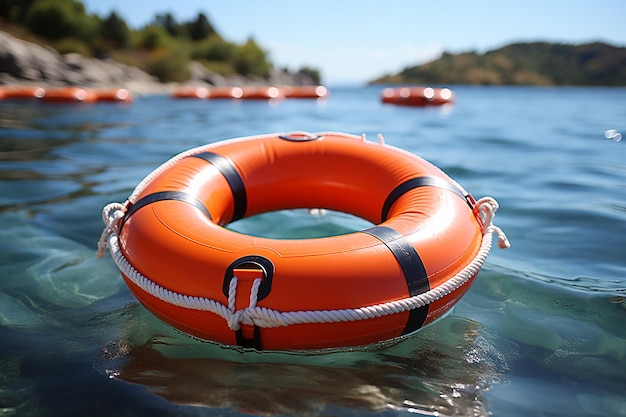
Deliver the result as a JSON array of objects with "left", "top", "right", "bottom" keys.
[{"left": 84, "top": 0, "right": 626, "bottom": 84}]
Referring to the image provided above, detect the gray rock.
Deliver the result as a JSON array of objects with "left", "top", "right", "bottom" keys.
[
  {"left": 0, "top": 31, "right": 65, "bottom": 81},
  {"left": 1, "top": 30, "right": 319, "bottom": 94},
  {"left": 0, "top": 31, "right": 161, "bottom": 90}
]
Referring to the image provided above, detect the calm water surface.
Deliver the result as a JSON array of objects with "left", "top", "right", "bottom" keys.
[{"left": 0, "top": 86, "right": 625, "bottom": 417}]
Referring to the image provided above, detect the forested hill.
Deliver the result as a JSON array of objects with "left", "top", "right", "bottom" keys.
[
  {"left": 0, "top": 0, "right": 321, "bottom": 84},
  {"left": 370, "top": 42, "right": 626, "bottom": 86}
]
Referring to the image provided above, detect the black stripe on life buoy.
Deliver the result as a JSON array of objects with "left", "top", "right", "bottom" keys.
[
  {"left": 120, "top": 190, "right": 212, "bottom": 231},
  {"left": 361, "top": 226, "right": 429, "bottom": 334},
  {"left": 189, "top": 152, "right": 247, "bottom": 222},
  {"left": 381, "top": 176, "right": 471, "bottom": 222},
  {"left": 362, "top": 226, "right": 429, "bottom": 296}
]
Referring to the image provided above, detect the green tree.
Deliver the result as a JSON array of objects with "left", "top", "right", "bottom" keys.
[
  {"left": 136, "top": 24, "right": 170, "bottom": 50},
  {"left": 232, "top": 38, "right": 271, "bottom": 77},
  {"left": 100, "top": 11, "right": 130, "bottom": 49},
  {"left": 0, "top": 0, "right": 10, "bottom": 17},
  {"left": 25, "top": 0, "right": 96, "bottom": 41},
  {"left": 298, "top": 66, "right": 321, "bottom": 85},
  {"left": 188, "top": 12, "right": 214, "bottom": 41},
  {"left": 0, "top": 0, "right": 36, "bottom": 22},
  {"left": 154, "top": 12, "right": 184, "bottom": 37},
  {"left": 148, "top": 46, "right": 190, "bottom": 82},
  {"left": 192, "top": 34, "right": 236, "bottom": 61}
]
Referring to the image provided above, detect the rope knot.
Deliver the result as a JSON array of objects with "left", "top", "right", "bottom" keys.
[
  {"left": 227, "top": 311, "right": 244, "bottom": 331},
  {"left": 225, "top": 276, "right": 264, "bottom": 330},
  {"left": 96, "top": 202, "right": 126, "bottom": 258},
  {"left": 475, "top": 196, "right": 510, "bottom": 249}
]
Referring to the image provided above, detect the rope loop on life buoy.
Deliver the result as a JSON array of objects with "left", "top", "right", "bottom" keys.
[
  {"left": 96, "top": 202, "right": 126, "bottom": 258},
  {"left": 475, "top": 196, "right": 510, "bottom": 249},
  {"left": 97, "top": 196, "right": 509, "bottom": 330}
]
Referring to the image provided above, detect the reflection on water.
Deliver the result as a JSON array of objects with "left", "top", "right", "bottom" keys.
[{"left": 100, "top": 312, "right": 506, "bottom": 417}]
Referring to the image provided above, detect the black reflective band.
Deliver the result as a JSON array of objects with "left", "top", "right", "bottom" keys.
[
  {"left": 190, "top": 152, "right": 247, "bottom": 222},
  {"left": 120, "top": 191, "right": 212, "bottom": 230},
  {"left": 381, "top": 176, "right": 471, "bottom": 222},
  {"left": 362, "top": 225, "right": 429, "bottom": 334},
  {"left": 363, "top": 226, "right": 429, "bottom": 296}
]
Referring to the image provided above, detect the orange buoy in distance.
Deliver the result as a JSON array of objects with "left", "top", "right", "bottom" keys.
[
  {"left": 1, "top": 86, "right": 46, "bottom": 100},
  {"left": 95, "top": 88, "right": 133, "bottom": 102},
  {"left": 207, "top": 86, "right": 244, "bottom": 99},
  {"left": 41, "top": 87, "right": 97, "bottom": 103},
  {"left": 282, "top": 85, "right": 329, "bottom": 99},
  {"left": 172, "top": 86, "right": 209, "bottom": 99},
  {"left": 240, "top": 86, "right": 284, "bottom": 100},
  {"left": 381, "top": 86, "right": 455, "bottom": 106}
]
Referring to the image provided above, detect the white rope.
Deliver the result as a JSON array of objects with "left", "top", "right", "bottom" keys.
[
  {"left": 475, "top": 196, "right": 511, "bottom": 249},
  {"left": 97, "top": 196, "right": 509, "bottom": 331},
  {"left": 96, "top": 202, "right": 126, "bottom": 258}
]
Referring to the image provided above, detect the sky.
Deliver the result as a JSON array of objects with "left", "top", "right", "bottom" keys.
[{"left": 82, "top": 0, "right": 626, "bottom": 85}]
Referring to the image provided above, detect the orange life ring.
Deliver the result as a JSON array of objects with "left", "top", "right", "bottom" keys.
[
  {"left": 240, "top": 86, "right": 284, "bottom": 100},
  {"left": 95, "top": 88, "right": 133, "bottom": 102},
  {"left": 1, "top": 86, "right": 46, "bottom": 100},
  {"left": 207, "top": 86, "right": 244, "bottom": 99},
  {"left": 281, "top": 85, "right": 329, "bottom": 99},
  {"left": 99, "top": 132, "right": 508, "bottom": 350},
  {"left": 172, "top": 87, "right": 209, "bottom": 99},
  {"left": 382, "top": 86, "right": 455, "bottom": 106},
  {"left": 41, "top": 87, "right": 97, "bottom": 103}
]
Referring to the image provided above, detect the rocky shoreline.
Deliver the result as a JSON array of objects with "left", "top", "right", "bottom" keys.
[{"left": 0, "top": 31, "right": 316, "bottom": 96}]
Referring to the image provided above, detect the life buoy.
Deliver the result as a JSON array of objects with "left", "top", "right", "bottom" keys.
[
  {"left": 95, "top": 88, "right": 133, "bottom": 102},
  {"left": 172, "top": 87, "right": 209, "bottom": 99},
  {"left": 240, "top": 86, "right": 284, "bottom": 100},
  {"left": 207, "top": 86, "right": 244, "bottom": 99},
  {"left": 281, "top": 85, "right": 329, "bottom": 99},
  {"left": 41, "top": 87, "right": 97, "bottom": 103},
  {"left": 99, "top": 132, "right": 508, "bottom": 350},
  {"left": 382, "top": 87, "right": 455, "bottom": 106},
  {"left": 1, "top": 86, "right": 46, "bottom": 100}
]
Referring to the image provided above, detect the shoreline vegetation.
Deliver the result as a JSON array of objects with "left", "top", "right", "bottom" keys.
[
  {"left": 0, "top": 0, "right": 321, "bottom": 94},
  {"left": 2, "top": 1, "right": 626, "bottom": 91},
  {"left": 370, "top": 41, "right": 626, "bottom": 87}
]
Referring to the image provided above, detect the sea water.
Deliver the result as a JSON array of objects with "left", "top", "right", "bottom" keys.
[{"left": 0, "top": 85, "right": 625, "bottom": 417}]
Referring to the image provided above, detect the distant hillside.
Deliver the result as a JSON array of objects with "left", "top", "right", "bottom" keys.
[{"left": 370, "top": 42, "right": 626, "bottom": 86}]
